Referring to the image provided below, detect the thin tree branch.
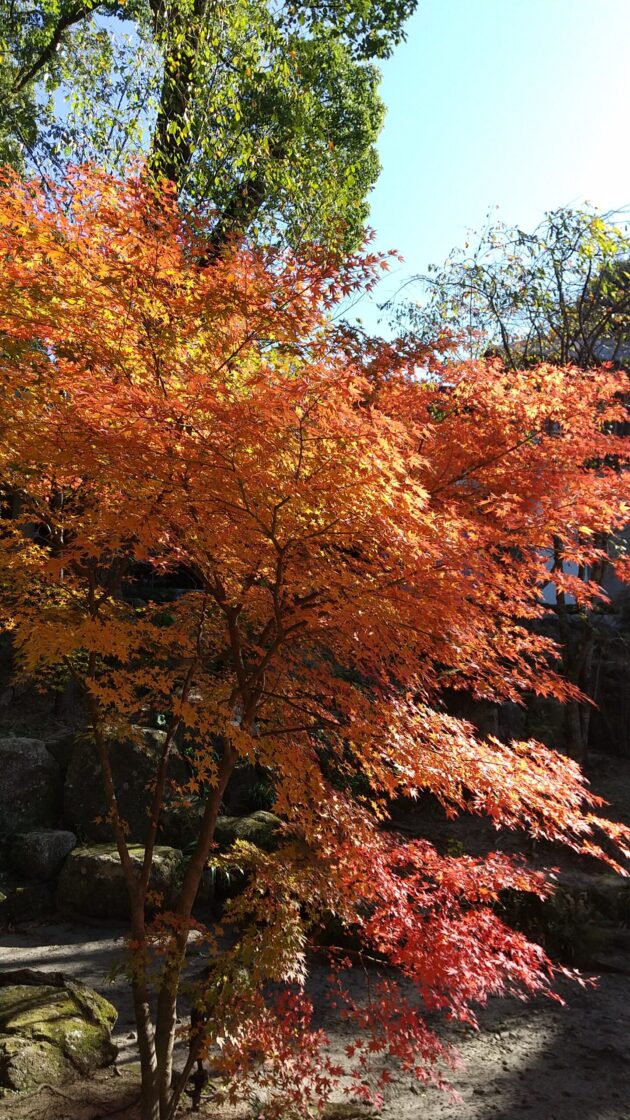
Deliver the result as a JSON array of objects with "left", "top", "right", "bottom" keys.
[{"left": 14, "top": 1, "right": 101, "bottom": 92}]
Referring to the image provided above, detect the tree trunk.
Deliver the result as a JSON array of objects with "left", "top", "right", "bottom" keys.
[
  {"left": 134, "top": 983, "right": 160, "bottom": 1120},
  {"left": 154, "top": 736, "right": 237, "bottom": 1119},
  {"left": 127, "top": 896, "right": 161, "bottom": 1120},
  {"left": 564, "top": 698, "right": 588, "bottom": 762}
]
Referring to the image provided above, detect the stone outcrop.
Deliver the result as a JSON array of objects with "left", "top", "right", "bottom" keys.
[
  {"left": 0, "top": 969, "right": 117, "bottom": 1097},
  {"left": 43, "top": 731, "right": 79, "bottom": 772},
  {"left": 0, "top": 739, "right": 61, "bottom": 835},
  {"left": 222, "top": 762, "right": 273, "bottom": 815},
  {"left": 158, "top": 799, "right": 206, "bottom": 851},
  {"left": 502, "top": 870, "right": 630, "bottom": 966},
  {"left": 56, "top": 844, "right": 182, "bottom": 919}
]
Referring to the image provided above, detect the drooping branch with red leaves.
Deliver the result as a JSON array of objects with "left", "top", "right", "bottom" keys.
[{"left": 0, "top": 166, "right": 629, "bottom": 1120}]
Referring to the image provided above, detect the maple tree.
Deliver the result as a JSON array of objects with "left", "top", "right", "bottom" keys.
[{"left": 1, "top": 166, "right": 630, "bottom": 1120}]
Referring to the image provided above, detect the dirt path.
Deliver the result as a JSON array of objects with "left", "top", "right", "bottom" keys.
[
  {"left": 378, "top": 975, "right": 630, "bottom": 1119},
  {"left": 1, "top": 922, "right": 630, "bottom": 1119}
]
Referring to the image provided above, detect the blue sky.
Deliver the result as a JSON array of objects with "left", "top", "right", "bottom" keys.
[{"left": 360, "top": 0, "right": 630, "bottom": 328}]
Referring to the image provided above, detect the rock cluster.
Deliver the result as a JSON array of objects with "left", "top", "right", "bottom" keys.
[
  {"left": 0, "top": 731, "right": 281, "bottom": 923},
  {"left": 63, "top": 728, "right": 189, "bottom": 843}
]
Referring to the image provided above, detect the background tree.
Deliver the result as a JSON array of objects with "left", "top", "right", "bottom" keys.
[
  {"left": 0, "top": 0, "right": 417, "bottom": 248},
  {"left": 391, "top": 206, "right": 630, "bottom": 368},
  {"left": 2, "top": 167, "right": 630, "bottom": 1119}
]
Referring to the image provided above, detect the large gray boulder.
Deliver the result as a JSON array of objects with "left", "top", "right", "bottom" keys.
[
  {"left": 158, "top": 799, "right": 206, "bottom": 851},
  {"left": 64, "top": 728, "right": 189, "bottom": 843},
  {"left": 9, "top": 830, "right": 77, "bottom": 881},
  {"left": 56, "top": 844, "right": 182, "bottom": 919},
  {"left": 0, "top": 1035, "right": 75, "bottom": 1095},
  {"left": 44, "top": 730, "right": 79, "bottom": 773},
  {"left": 0, "top": 739, "right": 61, "bottom": 835},
  {"left": 0, "top": 969, "right": 117, "bottom": 1097}
]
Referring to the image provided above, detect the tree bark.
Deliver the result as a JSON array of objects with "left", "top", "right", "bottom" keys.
[
  {"left": 149, "top": 0, "right": 209, "bottom": 192},
  {"left": 154, "top": 735, "right": 237, "bottom": 1119},
  {"left": 132, "top": 963, "right": 160, "bottom": 1120}
]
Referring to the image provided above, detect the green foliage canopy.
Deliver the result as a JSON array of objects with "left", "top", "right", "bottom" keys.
[{"left": 0, "top": 0, "right": 417, "bottom": 248}]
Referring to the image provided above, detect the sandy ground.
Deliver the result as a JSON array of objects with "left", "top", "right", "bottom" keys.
[{"left": 1, "top": 921, "right": 629, "bottom": 1119}]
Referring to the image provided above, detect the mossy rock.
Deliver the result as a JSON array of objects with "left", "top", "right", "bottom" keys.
[
  {"left": 214, "top": 811, "right": 281, "bottom": 853},
  {"left": 582, "top": 873, "right": 630, "bottom": 923},
  {"left": 195, "top": 813, "right": 283, "bottom": 910},
  {"left": 159, "top": 799, "right": 206, "bottom": 851},
  {"left": 323, "top": 1106, "right": 373, "bottom": 1119},
  {"left": 500, "top": 872, "right": 630, "bottom": 965},
  {"left": 0, "top": 972, "right": 117, "bottom": 1097},
  {"left": 0, "top": 1035, "right": 75, "bottom": 1096},
  {"left": 0, "top": 985, "right": 116, "bottom": 1072},
  {"left": 57, "top": 844, "right": 182, "bottom": 919}
]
